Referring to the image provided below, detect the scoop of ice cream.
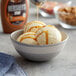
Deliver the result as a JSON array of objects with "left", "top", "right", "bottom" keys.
[
  {"left": 24, "top": 21, "right": 46, "bottom": 33},
  {"left": 36, "top": 25, "right": 62, "bottom": 45},
  {"left": 17, "top": 32, "right": 37, "bottom": 45}
]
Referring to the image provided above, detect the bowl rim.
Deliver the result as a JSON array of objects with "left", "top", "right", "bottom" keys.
[{"left": 10, "top": 29, "right": 69, "bottom": 47}]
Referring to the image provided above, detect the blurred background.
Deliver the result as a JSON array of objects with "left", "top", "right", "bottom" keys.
[{"left": 0, "top": 0, "right": 76, "bottom": 30}]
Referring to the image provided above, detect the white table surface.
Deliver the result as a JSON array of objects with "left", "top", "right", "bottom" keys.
[{"left": 0, "top": 8, "right": 76, "bottom": 76}]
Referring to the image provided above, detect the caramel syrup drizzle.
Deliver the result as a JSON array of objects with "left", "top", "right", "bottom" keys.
[
  {"left": 36, "top": 31, "right": 48, "bottom": 44},
  {"left": 24, "top": 22, "right": 45, "bottom": 32},
  {"left": 37, "top": 6, "right": 39, "bottom": 21},
  {"left": 36, "top": 25, "right": 55, "bottom": 44},
  {"left": 36, "top": 0, "right": 48, "bottom": 21},
  {"left": 36, "top": 25, "right": 55, "bottom": 33},
  {"left": 21, "top": 33, "right": 35, "bottom": 38},
  {"left": 27, "top": 26, "right": 43, "bottom": 32},
  {"left": 20, "top": 36, "right": 36, "bottom": 42},
  {"left": 23, "top": 25, "right": 54, "bottom": 44},
  {"left": 45, "top": 31, "right": 48, "bottom": 44},
  {"left": 36, "top": 2, "right": 44, "bottom": 21},
  {"left": 20, "top": 33, "right": 36, "bottom": 42}
]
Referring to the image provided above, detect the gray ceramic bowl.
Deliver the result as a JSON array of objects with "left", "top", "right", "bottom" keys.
[{"left": 10, "top": 29, "right": 69, "bottom": 61}]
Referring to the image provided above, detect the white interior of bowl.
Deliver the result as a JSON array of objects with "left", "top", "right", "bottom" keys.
[{"left": 61, "top": 32, "right": 67, "bottom": 41}]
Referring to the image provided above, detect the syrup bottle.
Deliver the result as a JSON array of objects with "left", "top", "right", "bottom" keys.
[{"left": 1, "top": 0, "right": 29, "bottom": 33}]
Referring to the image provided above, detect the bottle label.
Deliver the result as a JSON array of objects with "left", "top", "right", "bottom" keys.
[{"left": 6, "top": 0, "right": 26, "bottom": 26}]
